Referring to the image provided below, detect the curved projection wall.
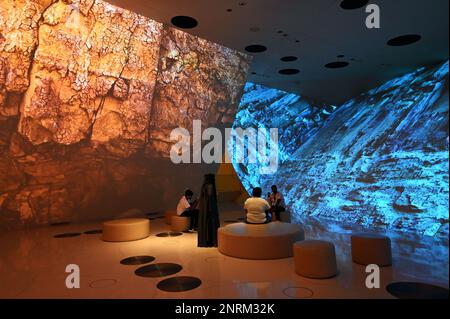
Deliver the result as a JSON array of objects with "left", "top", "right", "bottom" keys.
[
  {"left": 231, "top": 61, "right": 449, "bottom": 237},
  {"left": 0, "top": 0, "right": 251, "bottom": 228}
]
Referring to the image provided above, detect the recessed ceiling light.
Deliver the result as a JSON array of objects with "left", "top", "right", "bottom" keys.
[
  {"left": 325, "top": 61, "right": 350, "bottom": 68},
  {"left": 340, "top": 0, "right": 369, "bottom": 10},
  {"left": 245, "top": 45, "right": 267, "bottom": 53},
  {"left": 171, "top": 16, "right": 198, "bottom": 29},
  {"left": 249, "top": 27, "right": 260, "bottom": 32},
  {"left": 337, "top": 55, "right": 345, "bottom": 58},
  {"left": 279, "top": 69, "right": 300, "bottom": 75},
  {"left": 387, "top": 34, "right": 422, "bottom": 46}
]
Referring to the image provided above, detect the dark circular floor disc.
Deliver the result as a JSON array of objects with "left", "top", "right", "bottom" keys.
[
  {"left": 156, "top": 232, "right": 183, "bottom": 237},
  {"left": 120, "top": 256, "right": 155, "bottom": 265},
  {"left": 54, "top": 232, "right": 81, "bottom": 238},
  {"left": 50, "top": 222, "right": 70, "bottom": 226},
  {"left": 386, "top": 282, "right": 449, "bottom": 299},
  {"left": 84, "top": 229, "right": 102, "bottom": 235},
  {"left": 135, "top": 263, "right": 182, "bottom": 278},
  {"left": 157, "top": 276, "right": 202, "bottom": 292}
]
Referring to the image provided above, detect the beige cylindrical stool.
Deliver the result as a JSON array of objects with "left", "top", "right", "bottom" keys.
[
  {"left": 218, "top": 222, "right": 305, "bottom": 259},
  {"left": 102, "top": 218, "right": 150, "bottom": 242},
  {"left": 164, "top": 209, "right": 177, "bottom": 225},
  {"left": 294, "top": 240, "right": 338, "bottom": 279},
  {"left": 171, "top": 215, "right": 190, "bottom": 232},
  {"left": 351, "top": 233, "right": 392, "bottom": 266}
]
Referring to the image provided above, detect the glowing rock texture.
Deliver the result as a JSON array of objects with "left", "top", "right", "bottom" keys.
[
  {"left": 0, "top": 0, "right": 251, "bottom": 228},
  {"left": 232, "top": 62, "right": 449, "bottom": 237}
]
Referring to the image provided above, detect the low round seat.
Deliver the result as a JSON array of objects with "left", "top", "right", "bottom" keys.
[
  {"left": 165, "top": 209, "right": 177, "bottom": 225},
  {"left": 293, "top": 240, "right": 337, "bottom": 279},
  {"left": 102, "top": 218, "right": 150, "bottom": 242},
  {"left": 218, "top": 222, "right": 305, "bottom": 260},
  {"left": 351, "top": 233, "right": 392, "bottom": 266},
  {"left": 171, "top": 215, "right": 190, "bottom": 232}
]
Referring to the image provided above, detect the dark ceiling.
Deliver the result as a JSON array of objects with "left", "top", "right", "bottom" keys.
[{"left": 107, "top": 0, "right": 449, "bottom": 105}]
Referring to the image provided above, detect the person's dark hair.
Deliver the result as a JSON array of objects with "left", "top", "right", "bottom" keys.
[
  {"left": 185, "top": 189, "right": 194, "bottom": 197},
  {"left": 252, "top": 187, "right": 262, "bottom": 197},
  {"left": 271, "top": 185, "right": 277, "bottom": 191}
]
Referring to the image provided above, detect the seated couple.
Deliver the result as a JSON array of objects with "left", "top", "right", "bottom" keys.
[
  {"left": 244, "top": 185, "right": 286, "bottom": 224},
  {"left": 176, "top": 189, "right": 199, "bottom": 231}
]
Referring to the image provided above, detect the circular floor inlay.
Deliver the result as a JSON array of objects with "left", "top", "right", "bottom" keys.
[
  {"left": 89, "top": 279, "right": 117, "bottom": 288},
  {"left": 283, "top": 287, "right": 314, "bottom": 299},
  {"left": 156, "top": 232, "right": 183, "bottom": 237},
  {"left": 54, "top": 232, "right": 81, "bottom": 238},
  {"left": 386, "top": 282, "right": 449, "bottom": 299},
  {"left": 84, "top": 229, "right": 102, "bottom": 235},
  {"left": 171, "top": 16, "right": 198, "bottom": 29},
  {"left": 120, "top": 256, "right": 155, "bottom": 265},
  {"left": 50, "top": 221, "right": 70, "bottom": 226},
  {"left": 157, "top": 276, "right": 202, "bottom": 292},
  {"left": 135, "top": 263, "right": 182, "bottom": 278}
]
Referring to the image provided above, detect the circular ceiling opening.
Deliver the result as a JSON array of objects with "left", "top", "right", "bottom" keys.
[
  {"left": 281, "top": 56, "right": 298, "bottom": 62},
  {"left": 340, "top": 0, "right": 369, "bottom": 10},
  {"left": 387, "top": 34, "right": 422, "bottom": 46},
  {"left": 245, "top": 45, "right": 267, "bottom": 53},
  {"left": 337, "top": 55, "right": 345, "bottom": 58},
  {"left": 279, "top": 69, "right": 300, "bottom": 75},
  {"left": 325, "top": 61, "right": 350, "bottom": 69},
  {"left": 171, "top": 16, "right": 198, "bottom": 29}
]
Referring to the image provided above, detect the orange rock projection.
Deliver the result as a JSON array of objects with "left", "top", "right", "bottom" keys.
[{"left": 0, "top": 0, "right": 251, "bottom": 228}]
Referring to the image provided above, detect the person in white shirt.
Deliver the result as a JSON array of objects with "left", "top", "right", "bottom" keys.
[
  {"left": 268, "top": 185, "right": 285, "bottom": 221},
  {"left": 244, "top": 187, "right": 270, "bottom": 224},
  {"left": 176, "top": 189, "right": 199, "bottom": 230}
]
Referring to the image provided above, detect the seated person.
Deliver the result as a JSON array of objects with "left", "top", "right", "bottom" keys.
[
  {"left": 176, "top": 189, "right": 199, "bottom": 230},
  {"left": 268, "top": 185, "right": 285, "bottom": 221},
  {"left": 244, "top": 187, "right": 270, "bottom": 224}
]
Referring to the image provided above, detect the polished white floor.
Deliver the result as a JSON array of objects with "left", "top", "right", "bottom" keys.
[{"left": 0, "top": 205, "right": 448, "bottom": 299}]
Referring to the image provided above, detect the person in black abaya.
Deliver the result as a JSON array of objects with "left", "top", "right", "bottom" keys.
[{"left": 197, "top": 174, "right": 220, "bottom": 247}]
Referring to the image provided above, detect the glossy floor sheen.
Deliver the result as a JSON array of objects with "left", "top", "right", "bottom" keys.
[{"left": 0, "top": 204, "right": 448, "bottom": 299}]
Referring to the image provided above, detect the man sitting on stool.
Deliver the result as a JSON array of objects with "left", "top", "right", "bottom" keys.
[
  {"left": 268, "top": 185, "right": 285, "bottom": 221},
  {"left": 244, "top": 187, "right": 270, "bottom": 224},
  {"left": 177, "top": 189, "right": 199, "bottom": 231}
]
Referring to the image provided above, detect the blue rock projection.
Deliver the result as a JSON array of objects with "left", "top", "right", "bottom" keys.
[{"left": 230, "top": 61, "right": 449, "bottom": 237}]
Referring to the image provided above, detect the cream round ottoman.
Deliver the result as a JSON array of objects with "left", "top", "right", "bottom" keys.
[
  {"left": 294, "top": 240, "right": 337, "bottom": 279},
  {"left": 218, "top": 222, "right": 305, "bottom": 260},
  {"left": 165, "top": 209, "right": 177, "bottom": 225},
  {"left": 171, "top": 215, "right": 190, "bottom": 232},
  {"left": 102, "top": 218, "right": 150, "bottom": 242},
  {"left": 351, "top": 233, "right": 392, "bottom": 266}
]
